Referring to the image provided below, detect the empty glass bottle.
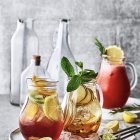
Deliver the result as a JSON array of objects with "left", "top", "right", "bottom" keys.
[
  {"left": 11, "top": 19, "right": 25, "bottom": 105},
  {"left": 46, "top": 19, "right": 77, "bottom": 102},
  {"left": 20, "top": 55, "right": 48, "bottom": 106}
]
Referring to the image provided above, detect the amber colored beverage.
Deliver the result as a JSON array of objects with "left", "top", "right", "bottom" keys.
[
  {"left": 97, "top": 56, "right": 137, "bottom": 109},
  {"left": 63, "top": 81, "right": 103, "bottom": 138},
  {"left": 19, "top": 79, "right": 64, "bottom": 140}
]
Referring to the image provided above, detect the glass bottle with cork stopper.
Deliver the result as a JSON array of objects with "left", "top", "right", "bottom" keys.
[{"left": 20, "top": 55, "right": 49, "bottom": 106}]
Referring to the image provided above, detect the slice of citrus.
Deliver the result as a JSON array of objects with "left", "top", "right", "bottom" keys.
[
  {"left": 105, "top": 45, "right": 124, "bottom": 64},
  {"left": 106, "top": 45, "right": 124, "bottom": 58},
  {"left": 22, "top": 101, "right": 39, "bottom": 121},
  {"left": 102, "top": 133, "right": 117, "bottom": 140},
  {"left": 123, "top": 111, "right": 138, "bottom": 123},
  {"left": 72, "top": 85, "right": 87, "bottom": 104},
  {"left": 78, "top": 88, "right": 92, "bottom": 105},
  {"left": 105, "top": 120, "right": 119, "bottom": 133},
  {"left": 38, "top": 88, "right": 56, "bottom": 96},
  {"left": 43, "top": 95, "right": 62, "bottom": 121},
  {"left": 39, "top": 137, "right": 52, "bottom": 140},
  {"left": 29, "top": 90, "right": 44, "bottom": 104},
  {"left": 34, "top": 80, "right": 46, "bottom": 87}
]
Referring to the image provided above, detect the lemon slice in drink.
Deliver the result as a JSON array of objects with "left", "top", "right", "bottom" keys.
[
  {"left": 43, "top": 95, "right": 62, "bottom": 121},
  {"left": 105, "top": 120, "right": 119, "bottom": 133},
  {"left": 39, "top": 137, "right": 52, "bottom": 140},
  {"left": 123, "top": 111, "right": 138, "bottom": 123},
  {"left": 29, "top": 90, "right": 44, "bottom": 104},
  {"left": 72, "top": 85, "right": 87, "bottom": 104}
]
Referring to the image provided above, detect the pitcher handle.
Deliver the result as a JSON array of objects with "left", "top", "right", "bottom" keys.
[
  {"left": 96, "top": 84, "right": 103, "bottom": 107},
  {"left": 126, "top": 62, "right": 137, "bottom": 90}
]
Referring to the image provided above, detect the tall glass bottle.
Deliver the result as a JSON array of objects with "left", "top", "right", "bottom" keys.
[
  {"left": 46, "top": 19, "right": 77, "bottom": 102},
  {"left": 11, "top": 19, "right": 25, "bottom": 105},
  {"left": 20, "top": 55, "right": 47, "bottom": 106},
  {"left": 23, "top": 18, "right": 39, "bottom": 69}
]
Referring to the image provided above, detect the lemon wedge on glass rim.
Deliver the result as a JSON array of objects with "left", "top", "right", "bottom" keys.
[
  {"left": 123, "top": 111, "right": 138, "bottom": 123},
  {"left": 106, "top": 45, "right": 124, "bottom": 58},
  {"left": 105, "top": 120, "right": 119, "bottom": 133},
  {"left": 105, "top": 45, "right": 124, "bottom": 64},
  {"left": 43, "top": 95, "right": 62, "bottom": 121}
]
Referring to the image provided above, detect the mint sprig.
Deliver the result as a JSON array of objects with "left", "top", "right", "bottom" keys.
[
  {"left": 95, "top": 38, "right": 106, "bottom": 56},
  {"left": 61, "top": 57, "right": 97, "bottom": 92}
]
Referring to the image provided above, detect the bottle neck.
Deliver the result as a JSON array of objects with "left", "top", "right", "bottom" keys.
[
  {"left": 30, "top": 59, "right": 40, "bottom": 66},
  {"left": 25, "top": 18, "right": 34, "bottom": 30},
  {"left": 61, "top": 21, "right": 69, "bottom": 44},
  {"left": 16, "top": 19, "right": 25, "bottom": 30}
]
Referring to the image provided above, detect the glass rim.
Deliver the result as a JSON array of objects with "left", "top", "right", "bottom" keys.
[
  {"left": 26, "top": 78, "right": 58, "bottom": 87},
  {"left": 102, "top": 54, "right": 125, "bottom": 60},
  {"left": 82, "top": 79, "right": 96, "bottom": 85}
]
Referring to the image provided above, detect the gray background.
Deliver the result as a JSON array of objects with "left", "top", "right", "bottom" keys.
[{"left": 0, "top": 0, "right": 140, "bottom": 97}]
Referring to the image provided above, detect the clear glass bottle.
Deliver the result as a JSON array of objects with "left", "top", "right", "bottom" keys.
[
  {"left": 23, "top": 18, "right": 39, "bottom": 69},
  {"left": 20, "top": 55, "right": 48, "bottom": 106},
  {"left": 11, "top": 19, "right": 25, "bottom": 105},
  {"left": 46, "top": 19, "right": 77, "bottom": 102}
]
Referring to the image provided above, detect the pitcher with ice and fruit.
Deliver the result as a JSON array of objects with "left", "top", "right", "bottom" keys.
[
  {"left": 61, "top": 57, "right": 103, "bottom": 138},
  {"left": 95, "top": 39, "right": 137, "bottom": 109},
  {"left": 19, "top": 77, "right": 64, "bottom": 140}
]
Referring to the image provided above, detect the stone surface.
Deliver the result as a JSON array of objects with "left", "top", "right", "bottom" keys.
[
  {"left": 0, "top": 94, "right": 140, "bottom": 139},
  {"left": 0, "top": 0, "right": 140, "bottom": 97},
  {"left": 0, "top": 95, "right": 20, "bottom": 140}
]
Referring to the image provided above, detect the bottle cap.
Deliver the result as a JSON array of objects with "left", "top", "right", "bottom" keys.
[{"left": 32, "top": 55, "right": 41, "bottom": 66}]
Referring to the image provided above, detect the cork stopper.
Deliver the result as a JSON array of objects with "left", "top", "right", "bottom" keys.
[{"left": 32, "top": 55, "right": 41, "bottom": 66}]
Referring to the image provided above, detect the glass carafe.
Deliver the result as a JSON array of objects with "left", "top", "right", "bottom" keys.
[
  {"left": 46, "top": 19, "right": 77, "bottom": 102},
  {"left": 62, "top": 80, "right": 103, "bottom": 138},
  {"left": 19, "top": 79, "right": 64, "bottom": 140},
  {"left": 97, "top": 55, "right": 137, "bottom": 109}
]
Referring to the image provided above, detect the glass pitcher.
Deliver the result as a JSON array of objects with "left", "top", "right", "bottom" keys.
[
  {"left": 62, "top": 80, "right": 103, "bottom": 138},
  {"left": 19, "top": 78, "right": 64, "bottom": 140},
  {"left": 97, "top": 55, "right": 137, "bottom": 109}
]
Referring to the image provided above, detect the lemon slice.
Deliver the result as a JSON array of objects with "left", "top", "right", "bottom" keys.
[
  {"left": 29, "top": 90, "right": 44, "bottom": 104},
  {"left": 106, "top": 45, "right": 124, "bottom": 58},
  {"left": 43, "top": 95, "right": 62, "bottom": 121},
  {"left": 72, "top": 85, "right": 87, "bottom": 104},
  {"left": 78, "top": 88, "right": 92, "bottom": 105},
  {"left": 22, "top": 101, "right": 39, "bottom": 121},
  {"left": 123, "top": 111, "right": 138, "bottom": 123},
  {"left": 102, "top": 133, "right": 117, "bottom": 140},
  {"left": 105, "top": 120, "right": 119, "bottom": 133},
  {"left": 39, "top": 137, "right": 52, "bottom": 140},
  {"left": 105, "top": 45, "right": 124, "bottom": 64}
]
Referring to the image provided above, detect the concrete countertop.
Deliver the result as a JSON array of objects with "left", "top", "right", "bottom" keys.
[
  {"left": 0, "top": 95, "right": 20, "bottom": 140},
  {"left": 0, "top": 94, "right": 140, "bottom": 140}
]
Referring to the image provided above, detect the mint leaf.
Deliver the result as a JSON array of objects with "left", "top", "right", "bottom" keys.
[
  {"left": 80, "top": 69, "right": 98, "bottom": 83},
  {"left": 95, "top": 38, "right": 106, "bottom": 56},
  {"left": 61, "top": 57, "right": 75, "bottom": 77},
  {"left": 75, "top": 61, "right": 83, "bottom": 70},
  {"left": 67, "top": 75, "right": 81, "bottom": 92}
]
